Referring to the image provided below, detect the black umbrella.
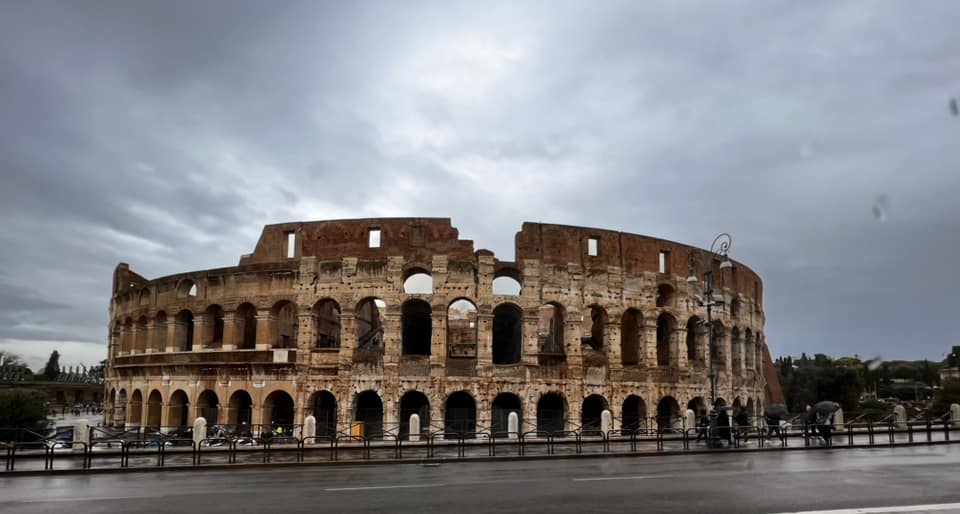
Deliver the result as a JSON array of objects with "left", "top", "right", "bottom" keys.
[
  {"left": 764, "top": 404, "right": 788, "bottom": 420},
  {"left": 813, "top": 401, "right": 840, "bottom": 415}
]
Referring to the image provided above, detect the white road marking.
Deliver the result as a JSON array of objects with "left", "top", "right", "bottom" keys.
[
  {"left": 573, "top": 475, "right": 665, "bottom": 482},
  {"left": 768, "top": 503, "right": 960, "bottom": 514},
  {"left": 325, "top": 483, "right": 446, "bottom": 492}
]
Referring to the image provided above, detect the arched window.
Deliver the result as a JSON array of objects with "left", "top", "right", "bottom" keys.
[
  {"left": 399, "top": 391, "right": 430, "bottom": 440},
  {"left": 355, "top": 391, "right": 383, "bottom": 440},
  {"left": 175, "top": 310, "right": 194, "bottom": 352},
  {"left": 135, "top": 316, "right": 149, "bottom": 353},
  {"left": 263, "top": 390, "right": 295, "bottom": 429},
  {"left": 581, "top": 395, "right": 608, "bottom": 436},
  {"left": 177, "top": 279, "right": 197, "bottom": 298},
  {"left": 536, "top": 393, "right": 565, "bottom": 436},
  {"left": 313, "top": 299, "right": 341, "bottom": 348},
  {"left": 167, "top": 390, "right": 189, "bottom": 428},
  {"left": 403, "top": 271, "right": 433, "bottom": 294},
  {"left": 204, "top": 305, "right": 224, "bottom": 349},
  {"left": 355, "top": 298, "right": 386, "bottom": 350},
  {"left": 447, "top": 299, "right": 478, "bottom": 358},
  {"left": 491, "top": 393, "right": 522, "bottom": 436},
  {"left": 656, "top": 396, "right": 681, "bottom": 431},
  {"left": 492, "top": 276, "right": 522, "bottom": 296},
  {"left": 655, "top": 284, "right": 675, "bottom": 308},
  {"left": 309, "top": 391, "right": 337, "bottom": 438},
  {"left": 620, "top": 309, "right": 642, "bottom": 366},
  {"left": 272, "top": 301, "right": 298, "bottom": 349},
  {"left": 538, "top": 303, "right": 565, "bottom": 355},
  {"left": 401, "top": 299, "right": 432, "bottom": 355},
  {"left": 197, "top": 390, "right": 219, "bottom": 424},
  {"left": 227, "top": 390, "right": 253, "bottom": 425},
  {"left": 621, "top": 396, "right": 646, "bottom": 432},
  {"left": 127, "top": 390, "right": 143, "bottom": 426},
  {"left": 686, "top": 316, "right": 705, "bottom": 366},
  {"left": 444, "top": 392, "right": 477, "bottom": 439},
  {"left": 492, "top": 303, "right": 522, "bottom": 364},
  {"left": 236, "top": 303, "right": 258, "bottom": 350},
  {"left": 582, "top": 305, "right": 606, "bottom": 351},
  {"left": 152, "top": 312, "right": 167, "bottom": 352},
  {"left": 656, "top": 313, "right": 675, "bottom": 366}
]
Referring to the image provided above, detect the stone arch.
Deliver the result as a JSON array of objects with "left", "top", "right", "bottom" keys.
[
  {"left": 227, "top": 390, "right": 253, "bottom": 425},
  {"left": 447, "top": 298, "right": 478, "bottom": 358},
  {"left": 127, "top": 389, "right": 143, "bottom": 425},
  {"left": 308, "top": 390, "right": 337, "bottom": 438},
  {"left": 146, "top": 390, "right": 162, "bottom": 430},
  {"left": 656, "top": 283, "right": 675, "bottom": 308},
  {"left": 271, "top": 301, "right": 298, "bottom": 349},
  {"left": 236, "top": 303, "right": 258, "bottom": 350},
  {"left": 536, "top": 392, "right": 566, "bottom": 436},
  {"left": 401, "top": 299, "right": 432, "bottom": 356},
  {"left": 492, "top": 392, "right": 522, "bottom": 436},
  {"left": 399, "top": 390, "right": 431, "bottom": 440},
  {"left": 174, "top": 310, "right": 194, "bottom": 352},
  {"left": 656, "top": 312, "right": 676, "bottom": 366},
  {"left": 581, "top": 394, "right": 608, "bottom": 436},
  {"left": 263, "top": 390, "right": 295, "bottom": 428},
  {"left": 403, "top": 268, "right": 433, "bottom": 295},
  {"left": 355, "top": 298, "right": 386, "bottom": 350},
  {"left": 686, "top": 316, "right": 704, "bottom": 366},
  {"left": 313, "top": 299, "right": 341, "bottom": 348},
  {"left": 204, "top": 305, "right": 225, "bottom": 349},
  {"left": 197, "top": 390, "right": 220, "bottom": 424},
  {"left": 582, "top": 305, "right": 607, "bottom": 352},
  {"left": 656, "top": 396, "right": 681, "bottom": 431},
  {"left": 152, "top": 311, "right": 167, "bottom": 352},
  {"left": 176, "top": 278, "right": 197, "bottom": 298},
  {"left": 687, "top": 396, "right": 707, "bottom": 416},
  {"left": 444, "top": 391, "right": 477, "bottom": 438},
  {"left": 354, "top": 390, "right": 384, "bottom": 440},
  {"left": 168, "top": 389, "right": 189, "bottom": 428},
  {"left": 621, "top": 395, "right": 647, "bottom": 431},
  {"left": 492, "top": 266, "right": 522, "bottom": 296},
  {"left": 537, "top": 302, "right": 565, "bottom": 356},
  {"left": 492, "top": 303, "right": 523, "bottom": 364},
  {"left": 620, "top": 308, "right": 642, "bottom": 366}
]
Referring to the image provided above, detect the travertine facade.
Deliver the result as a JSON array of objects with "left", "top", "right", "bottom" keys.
[{"left": 105, "top": 218, "right": 775, "bottom": 436}]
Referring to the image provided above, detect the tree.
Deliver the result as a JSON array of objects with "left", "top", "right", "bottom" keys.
[
  {"left": 43, "top": 350, "right": 61, "bottom": 380},
  {"left": 0, "top": 389, "right": 52, "bottom": 442},
  {"left": 931, "top": 380, "right": 960, "bottom": 416},
  {"left": 0, "top": 350, "right": 33, "bottom": 379}
]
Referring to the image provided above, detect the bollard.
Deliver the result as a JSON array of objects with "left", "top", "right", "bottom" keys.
[
  {"left": 684, "top": 409, "right": 695, "bottom": 431},
  {"left": 507, "top": 411, "right": 519, "bottom": 440},
  {"left": 73, "top": 419, "right": 90, "bottom": 452},
  {"left": 894, "top": 405, "right": 907, "bottom": 430},
  {"left": 951, "top": 404, "right": 960, "bottom": 429},
  {"left": 409, "top": 414, "right": 421, "bottom": 442},
  {"left": 302, "top": 415, "right": 315, "bottom": 441},
  {"left": 601, "top": 410, "right": 612, "bottom": 435},
  {"left": 193, "top": 417, "right": 207, "bottom": 448}
]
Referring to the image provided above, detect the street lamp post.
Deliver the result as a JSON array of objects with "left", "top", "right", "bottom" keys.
[{"left": 687, "top": 233, "right": 733, "bottom": 448}]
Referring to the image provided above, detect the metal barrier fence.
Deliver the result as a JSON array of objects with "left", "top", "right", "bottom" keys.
[{"left": 2, "top": 417, "right": 957, "bottom": 473}]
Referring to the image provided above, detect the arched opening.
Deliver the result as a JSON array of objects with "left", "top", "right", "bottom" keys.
[
  {"left": 687, "top": 397, "right": 707, "bottom": 417},
  {"left": 537, "top": 303, "right": 565, "bottom": 356},
  {"left": 399, "top": 391, "right": 430, "bottom": 440},
  {"left": 271, "top": 301, "right": 298, "bottom": 349},
  {"left": 122, "top": 318, "right": 133, "bottom": 353},
  {"left": 492, "top": 276, "right": 522, "bottom": 296},
  {"left": 401, "top": 299, "right": 432, "bottom": 356},
  {"left": 204, "top": 305, "right": 224, "bottom": 349},
  {"left": 448, "top": 299, "right": 478, "bottom": 358},
  {"left": 313, "top": 299, "right": 341, "bottom": 348},
  {"left": 355, "top": 298, "right": 385, "bottom": 350},
  {"left": 621, "top": 395, "right": 647, "bottom": 432},
  {"left": 175, "top": 310, "right": 194, "bottom": 352},
  {"left": 656, "top": 396, "right": 681, "bottom": 431},
  {"left": 309, "top": 391, "right": 337, "bottom": 438},
  {"left": 656, "top": 313, "right": 675, "bottom": 366},
  {"left": 177, "top": 279, "right": 197, "bottom": 298},
  {"left": 227, "top": 390, "right": 253, "bottom": 426},
  {"left": 115, "top": 389, "right": 128, "bottom": 426},
  {"left": 747, "top": 397, "right": 756, "bottom": 418},
  {"left": 492, "top": 303, "right": 522, "bottom": 364},
  {"left": 127, "top": 390, "right": 143, "bottom": 426},
  {"left": 168, "top": 390, "right": 189, "bottom": 428},
  {"left": 403, "top": 271, "right": 433, "bottom": 294},
  {"left": 686, "top": 316, "right": 704, "bottom": 366},
  {"left": 197, "top": 390, "right": 219, "bottom": 424},
  {"left": 146, "top": 390, "right": 162, "bottom": 430},
  {"left": 621, "top": 308, "right": 642, "bottom": 366},
  {"left": 744, "top": 329, "right": 754, "bottom": 369},
  {"left": 730, "top": 298, "right": 741, "bottom": 318},
  {"left": 731, "top": 327, "right": 742, "bottom": 368},
  {"left": 354, "top": 391, "right": 383, "bottom": 440},
  {"left": 138, "top": 288, "right": 150, "bottom": 306},
  {"left": 656, "top": 284, "right": 675, "bottom": 308},
  {"left": 537, "top": 393, "right": 565, "bottom": 437},
  {"left": 581, "top": 395, "right": 608, "bottom": 436},
  {"left": 582, "top": 305, "right": 606, "bottom": 351},
  {"left": 236, "top": 303, "right": 257, "bottom": 350},
  {"left": 152, "top": 312, "right": 167, "bottom": 352},
  {"left": 107, "top": 388, "right": 117, "bottom": 425},
  {"left": 263, "top": 390, "right": 295, "bottom": 430},
  {"left": 444, "top": 391, "right": 476, "bottom": 438},
  {"left": 491, "top": 393, "right": 522, "bottom": 436},
  {"left": 712, "top": 321, "right": 726, "bottom": 363},
  {"left": 135, "top": 316, "right": 149, "bottom": 353}
]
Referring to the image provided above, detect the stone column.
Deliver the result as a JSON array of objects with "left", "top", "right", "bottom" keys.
[
  {"left": 144, "top": 321, "right": 155, "bottom": 354},
  {"left": 118, "top": 324, "right": 130, "bottom": 356},
  {"left": 566, "top": 315, "right": 583, "bottom": 369},
  {"left": 605, "top": 321, "right": 622, "bottom": 371},
  {"left": 522, "top": 311, "right": 539, "bottom": 366},
  {"left": 476, "top": 313, "right": 494, "bottom": 370},
  {"left": 383, "top": 312, "right": 401, "bottom": 367},
  {"left": 255, "top": 311, "right": 272, "bottom": 350},
  {"left": 298, "top": 310, "right": 316, "bottom": 351},
  {"left": 221, "top": 311, "right": 237, "bottom": 351},
  {"left": 674, "top": 327, "right": 687, "bottom": 369},
  {"left": 192, "top": 317, "right": 206, "bottom": 351},
  {"left": 165, "top": 320, "right": 177, "bottom": 353},
  {"left": 338, "top": 312, "right": 357, "bottom": 367},
  {"left": 430, "top": 310, "right": 446, "bottom": 372}
]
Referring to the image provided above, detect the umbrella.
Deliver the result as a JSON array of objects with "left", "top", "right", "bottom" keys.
[
  {"left": 813, "top": 401, "right": 840, "bottom": 415},
  {"left": 763, "top": 404, "right": 788, "bottom": 420}
]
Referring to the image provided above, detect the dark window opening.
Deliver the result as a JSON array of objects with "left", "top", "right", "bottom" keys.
[
  {"left": 580, "top": 395, "right": 608, "bottom": 436},
  {"left": 491, "top": 393, "right": 522, "bottom": 436},
  {"left": 401, "top": 299, "right": 432, "bottom": 356},
  {"left": 228, "top": 391, "right": 253, "bottom": 426},
  {"left": 621, "top": 396, "right": 646, "bottom": 432},
  {"left": 356, "top": 298, "right": 385, "bottom": 350},
  {"left": 237, "top": 303, "right": 258, "bottom": 350},
  {"left": 314, "top": 300, "right": 341, "bottom": 348},
  {"left": 492, "top": 303, "right": 523, "bottom": 364},
  {"left": 621, "top": 309, "right": 642, "bottom": 366},
  {"left": 447, "top": 299, "right": 478, "bottom": 358},
  {"left": 264, "top": 391, "right": 295, "bottom": 431},
  {"left": 538, "top": 303, "right": 564, "bottom": 355},
  {"left": 311, "top": 391, "right": 337, "bottom": 438},
  {"left": 444, "top": 391, "right": 476, "bottom": 439},
  {"left": 399, "top": 391, "right": 430, "bottom": 440},
  {"left": 197, "top": 390, "right": 219, "bottom": 425},
  {"left": 656, "top": 314, "right": 674, "bottom": 366},
  {"left": 656, "top": 396, "right": 681, "bottom": 431},
  {"left": 355, "top": 391, "right": 383, "bottom": 440},
  {"left": 536, "top": 393, "right": 565, "bottom": 437}
]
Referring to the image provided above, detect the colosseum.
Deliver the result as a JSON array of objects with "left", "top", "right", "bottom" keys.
[{"left": 105, "top": 218, "right": 780, "bottom": 439}]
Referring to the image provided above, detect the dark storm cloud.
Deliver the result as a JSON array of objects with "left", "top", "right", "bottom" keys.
[{"left": 1, "top": 0, "right": 958, "bottom": 369}]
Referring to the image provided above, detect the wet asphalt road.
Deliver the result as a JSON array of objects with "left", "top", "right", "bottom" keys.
[{"left": 1, "top": 445, "right": 959, "bottom": 514}]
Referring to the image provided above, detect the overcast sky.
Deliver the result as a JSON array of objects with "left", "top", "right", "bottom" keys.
[{"left": 1, "top": 1, "right": 958, "bottom": 371}]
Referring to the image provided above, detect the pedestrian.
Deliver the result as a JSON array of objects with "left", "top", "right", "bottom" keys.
[
  {"left": 717, "top": 408, "right": 731, "bottom": 445},
  {"left": 696, "top": 411, "right": 709, "bottom": 442}
]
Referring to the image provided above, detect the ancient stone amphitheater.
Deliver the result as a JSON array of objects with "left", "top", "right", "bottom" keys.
[{"left": 105, "top": 218, "right": 778, "bottom": 439}]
